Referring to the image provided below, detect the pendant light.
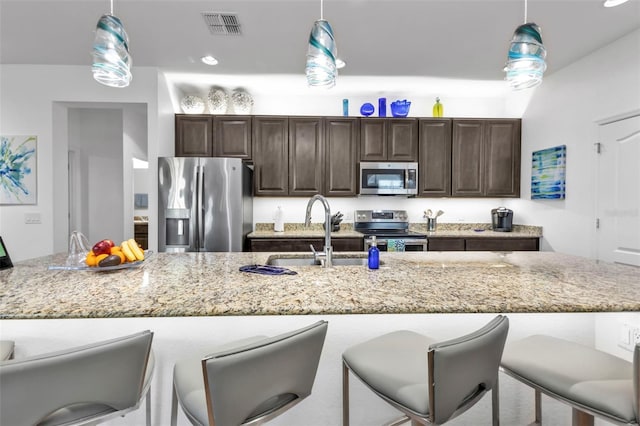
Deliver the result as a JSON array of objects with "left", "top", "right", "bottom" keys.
[
  {"left": 504, "top": 0, "right": 546, "bottom": 90},
  {"left": 92, "top": 0, "right": 132, "bottom": 88},
  {"left": 305, "top": 0, "right": 338, "bottom": 88}
]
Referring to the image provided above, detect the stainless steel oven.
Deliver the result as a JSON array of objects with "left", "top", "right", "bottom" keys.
[
  {"left": 359, "top": 162, "right": 418, "bottom": 196},
  {"left": 355, "top": 210, "right": 427, "bottom": 252}
]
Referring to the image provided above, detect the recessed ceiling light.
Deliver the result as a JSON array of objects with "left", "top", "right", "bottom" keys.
[
  {"left": 201, "top": 55, "right": 219, "bottom": 65},
  {"left": 335, "top": 58, "right": 346, "bottom": 69},
  {"left": 603, "top": 0, "right": 629, "bottom": 7}
]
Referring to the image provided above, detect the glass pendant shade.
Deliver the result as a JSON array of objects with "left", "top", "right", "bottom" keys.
[
  {"left": 306, "top": 19, "right": 337, "bottom": 88},
  {"left": 504, "top": 23, "right": 547, "bottom": 90},
  {"left": 92, "top": 14, "right": 132, "bottom": 88}
]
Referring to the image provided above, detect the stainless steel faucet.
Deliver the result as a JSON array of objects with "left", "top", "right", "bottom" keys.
[{"left": 304, "top": 194, "right": 333, "bottom": 267}]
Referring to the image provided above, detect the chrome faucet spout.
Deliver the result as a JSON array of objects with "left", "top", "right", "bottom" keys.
[{"left": 304, "top": 194, "right": 333, "bottom": 267}]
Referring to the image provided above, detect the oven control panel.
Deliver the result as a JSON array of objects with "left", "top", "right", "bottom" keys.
[{"left": 355, "top": 210, "right": 409, "bottom": 223}]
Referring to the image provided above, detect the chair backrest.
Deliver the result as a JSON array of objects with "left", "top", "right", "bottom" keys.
[
  {"left": 428, "top": 315, "right": 509, "bottom": 424},
  {"left": 202, "top": 320, "right": 328, "bottom": 426},
  {"left": 0, "top": 330, "right": 153, "bottom": 426}
]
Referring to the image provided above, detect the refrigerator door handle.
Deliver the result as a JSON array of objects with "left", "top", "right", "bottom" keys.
[{"left": 197, "top": 165, "right": 205, "bottom": 250}]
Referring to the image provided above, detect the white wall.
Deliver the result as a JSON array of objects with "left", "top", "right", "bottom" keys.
[
  {"left": 511, "top": 29, "right": 640, "bottom": 257},
  {"left": 68, "top": 108, "right": 124, "bottom": 245}
]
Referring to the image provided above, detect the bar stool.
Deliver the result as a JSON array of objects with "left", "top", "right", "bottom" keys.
[
  {"left": 171, "top": 320, "right": 328, "bottom": 426},
  {"left": 0, "top": 330, "right": 154, "bottom": 426},
  {"left": 0, "top": 340, "right": 14, "bottom": 360},
  {"left": 501, "top": 334, "right": 638, "bottom": 426},
  {"left": 342, "top": 315, "right": 509, "bottom": 425}
]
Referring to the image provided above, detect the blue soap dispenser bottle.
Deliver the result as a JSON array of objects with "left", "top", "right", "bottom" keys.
[{"left": 368, "top": 236, "right": 380, "bottom": 269}]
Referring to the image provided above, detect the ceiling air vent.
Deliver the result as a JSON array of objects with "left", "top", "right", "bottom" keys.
[{"left": 201, "top": 12, "right": 242, "bottom": 36}]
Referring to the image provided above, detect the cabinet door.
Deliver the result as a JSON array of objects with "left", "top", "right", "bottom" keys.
[
  {"left": 360, "top": 119, "right": 387, "bottom": 161},
  {"left": 484, "top": 120, "right": 521, "bottom": 197},
  {"left": 289, "top": 117, "right": 323, "bottom": 196},
  {"left": 175, "top": 115, "right": 213, "bottom": 157},
  {"left": 452, "top": 120, "right": 484, "bottom": 197},
  {"left": 387, "top": 119, "right": 418, "bottom": 161},
  {"left": 253, "top": 117, "right": 289, "bottom": 196},
  {"left": 325, "top": 118, "right": 359, "bottom": 196},
  {"left": 465, "top": 237, "right": 538, "bottom": 251},
  {"left": 418, "top": 119, "right": 452, "bottom": 197},
  {"left": 428, "top": 238, "right": 465, "bottom": 251},
  {"left": 213, "top": 116, "right": 252, "bottom": 159}
]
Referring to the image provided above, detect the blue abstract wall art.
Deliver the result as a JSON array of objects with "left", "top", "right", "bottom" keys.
[
  {"left": 531, "top": 145, "right": 566, "bottom": 200},
  {"left": 0, "top": 135, "right": 37, "bottom": 205}
]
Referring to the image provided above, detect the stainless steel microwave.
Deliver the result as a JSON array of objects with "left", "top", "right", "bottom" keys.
[{"left": 359, "top": 162, "right": 418, "bottom": 195}]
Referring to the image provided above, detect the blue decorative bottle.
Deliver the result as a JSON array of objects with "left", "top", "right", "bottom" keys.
[{"left": 368, "top": 236, "right": 380, "bottom": 269}]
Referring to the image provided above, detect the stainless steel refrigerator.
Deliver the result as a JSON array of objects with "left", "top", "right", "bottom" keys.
[{"left": 158, "top": 157, "right": 253, "bottom": 252}]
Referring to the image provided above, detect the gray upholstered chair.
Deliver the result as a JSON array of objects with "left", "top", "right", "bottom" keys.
[
  {"left": 501, "top": 334, "right": 638, "bottom": 426},
  {"left": 342, "top": 315, "right": 509, "bottom": 425},
  {"left": 0, "top": 340, "right": 15, "bottom": 360},
  {"left": 0, "top": 330, "right": 154, "bottom": 426},
  {"left": 171, "top": 320, "right": 328, "bottom": 426}
]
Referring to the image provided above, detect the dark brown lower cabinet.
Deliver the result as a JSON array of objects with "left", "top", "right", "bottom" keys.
[
  {"left": 428, "top": 237, "right": 539, "bottom": 251},
  {"left": 249, "top": 238, "right": 364, "bottom": 252}
]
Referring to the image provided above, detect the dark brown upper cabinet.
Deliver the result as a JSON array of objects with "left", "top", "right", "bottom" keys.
[
  {"left": 360, "top": 118, "right": 418, "bottom": 161},
  {"left": 213, "top": 116, "right": 252, "bottom": 159},
  {"left": 175, "top": 115, "right": 213, "bottom": 157},
  {"left": 175, "top": 114, "right": 252, "bottom": 159},
  {"left": 451, "top": 119, "right": 521, "bottom": 197},
  {"left": 253, "top": 116, "right": 289, "bottom": 196},
  {"left": 418, "top": 119, "right": 452, "bottom": 197},
  {"left": 289, "top": 117, "right": 324, "bottom": 196},
  {"left": 324, "top": 118, "right": 360, "bottom": 196}
]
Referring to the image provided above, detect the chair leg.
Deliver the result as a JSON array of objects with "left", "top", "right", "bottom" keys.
[
  {"left": 572, "top": 408, "right": 594, "bottom": 426},
  {"left": 146, "top": 387, "right": 151, "bottom": 426},
  {"left": 342, "top": 360, "right": 350, "bottom": 426},
  {"left": 171, "top": 383, "right": 179, "bottom": 426},
  {"left": 492, "top": 379, "right": 500, "bottom": 426},
  {"left": 532, "top": 389, "right": 542, "bottom": 426}
]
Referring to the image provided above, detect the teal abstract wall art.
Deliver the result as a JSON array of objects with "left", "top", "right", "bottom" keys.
[
  {"left": 531, "top": 145, "right": 566, "bottom": 200},
  {"left": 0, "top": 135, "right": 37, "bottom": 205}
]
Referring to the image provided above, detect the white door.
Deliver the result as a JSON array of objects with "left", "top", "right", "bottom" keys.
[{"left": 596, "top": 115, "right": 640, "bottom": 266}]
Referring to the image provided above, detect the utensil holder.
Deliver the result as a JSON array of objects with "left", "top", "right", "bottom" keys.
[{"left": 427, "top": 218, "right": 437, "bottom": 232}]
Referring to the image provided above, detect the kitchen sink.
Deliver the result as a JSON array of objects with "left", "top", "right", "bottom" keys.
[{"left": 266, "top": 255, "right": 374, "bottom": 267}]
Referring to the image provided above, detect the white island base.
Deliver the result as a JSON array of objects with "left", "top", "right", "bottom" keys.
[{"left": 1, "top": 312, "right": 635, "bottom": 426}]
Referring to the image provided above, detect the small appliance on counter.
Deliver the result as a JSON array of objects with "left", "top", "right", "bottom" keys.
[{"left": 491, "top": 207, "right": 513, "bottom": 232}]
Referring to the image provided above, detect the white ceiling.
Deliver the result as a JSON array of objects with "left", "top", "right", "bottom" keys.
[{"left": 1, "top": 0, "right": 639, "bottom": 93}]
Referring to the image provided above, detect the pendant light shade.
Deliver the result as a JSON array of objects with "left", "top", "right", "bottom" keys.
[
  {"left": 306, "top": 0, "right": 337, "bottom": 89},
  {"left": 92, "top": 13, "right": 132, "bottom": 88},
  {"left": 504, "top": 21, "right": 547, "bottom": 90}
]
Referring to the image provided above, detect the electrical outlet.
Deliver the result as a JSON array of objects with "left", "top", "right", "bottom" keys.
[{"left": 618, "top": 323, "right": 640, "bottom": 352}]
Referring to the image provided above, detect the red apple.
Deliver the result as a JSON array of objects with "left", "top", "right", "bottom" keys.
[{"left": 92, "top": 240, "right": 112, "bottom": 256}]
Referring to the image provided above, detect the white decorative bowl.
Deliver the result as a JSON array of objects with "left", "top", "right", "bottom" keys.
[
  {"left": 231, "top": 89, "right": 254, "bottom": 114},
  {"left": 207, "top": 87, "right": 229, "bottom": 114},
  {"left": 180, "top": 95, "right": 205, "bottom": 114}
]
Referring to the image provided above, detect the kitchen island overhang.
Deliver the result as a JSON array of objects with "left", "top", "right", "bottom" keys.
[{"left": 1, "top": 251, "right": 638, "bottom": 319}]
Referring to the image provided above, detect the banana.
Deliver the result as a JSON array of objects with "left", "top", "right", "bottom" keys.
[
  {"left": 432, "top": 97, "right": 443, "bottom": 117},
  {"left": 120, "top": 240, "right": 137, "bottom": 262},
  {"left": 127, "top": 238, "right": 145, "bottom": 261}
]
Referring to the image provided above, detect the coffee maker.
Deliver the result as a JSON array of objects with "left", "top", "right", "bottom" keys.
[{"left": 491, "top": 207, "right": 513, "bottom": 232}]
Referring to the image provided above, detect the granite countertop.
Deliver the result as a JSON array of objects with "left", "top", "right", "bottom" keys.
[
  {"left": 1, "top": 251, "right": 637, "bottom": 320},
  {"left": 248, "top": 223, "right": 542, "bottom": 239}
]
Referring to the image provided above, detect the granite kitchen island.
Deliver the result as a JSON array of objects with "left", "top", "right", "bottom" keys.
[{"left": 1, "top": 251, "right": 638, "bottom": 425}]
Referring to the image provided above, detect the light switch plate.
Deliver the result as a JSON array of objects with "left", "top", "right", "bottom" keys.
[{"left": 24, "top": 212, "right": 41, "bottom": 224}]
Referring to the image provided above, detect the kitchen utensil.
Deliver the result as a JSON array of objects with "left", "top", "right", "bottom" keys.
[
  {"left": 435, "top": 210, "right": 444, "bottom": 218},
  {"left": 425, "top": 209, "right": 433, "bottom": 218}
]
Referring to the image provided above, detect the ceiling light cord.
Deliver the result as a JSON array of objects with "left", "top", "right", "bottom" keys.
[
  {"left": 320, "top": 0, "right": 324, "bottom": 20},
  {"left": 110, "top": 0, "right": 113, "bottom": 16},
  {"left": 524, "top": 0, "right": 528, "bottom": 23}
]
